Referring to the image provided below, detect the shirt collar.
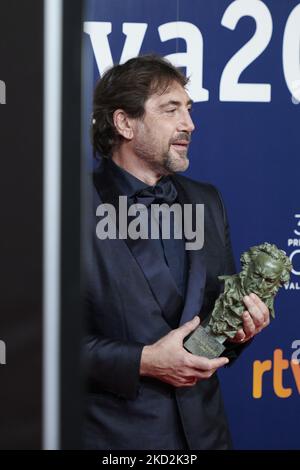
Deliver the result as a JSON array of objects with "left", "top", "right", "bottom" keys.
[
  {"left": 105, "top": 157, "right": 149, "bottom": 197},
  {"left": 105, "top": 157, "right": 173, "bottom": 198}
]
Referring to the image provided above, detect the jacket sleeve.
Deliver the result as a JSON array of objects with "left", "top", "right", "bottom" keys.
[
  {"left": 83, "top": 179, "right": 146, "bottom": 400},
  {"left": 83, "top": 248, "right": 145, "bottom": 400},
  {"left": 83, "top": 333, "right": 145, "bottom": 399}
]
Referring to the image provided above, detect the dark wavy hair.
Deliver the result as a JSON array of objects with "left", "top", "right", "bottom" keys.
[{"left": 92, "top": 54, "right": 189, "bottom": 158}]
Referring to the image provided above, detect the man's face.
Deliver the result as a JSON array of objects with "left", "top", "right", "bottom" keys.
[
  {"left": 131, "top": 80, "right": 195, "bottom": 174},
  {"left": 243, "top": 253, "right": 283, "bottom": 296}
]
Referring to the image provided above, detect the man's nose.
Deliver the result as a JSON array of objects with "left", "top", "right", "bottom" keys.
[{"left": 179, "top": 110, "right": 195, "bottom": 133}]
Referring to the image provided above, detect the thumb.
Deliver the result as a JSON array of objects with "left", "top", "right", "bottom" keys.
[{"left": 176, "top": 315, "right": 200, "bottom": 339}]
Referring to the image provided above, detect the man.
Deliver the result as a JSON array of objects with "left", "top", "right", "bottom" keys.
[{"left": 83, "top": 55, "right": 270, "bottom": 450}]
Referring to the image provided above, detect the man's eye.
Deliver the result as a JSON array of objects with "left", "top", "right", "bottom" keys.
[
  {"left": 166, "top": 108, "right": 176, "bottom": 113},
  {"left": 188, "top": 108, "right": 193, "bottom": 114}
]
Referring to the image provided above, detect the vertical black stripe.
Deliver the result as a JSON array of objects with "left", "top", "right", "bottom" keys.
[{"left": 60, "top": 0, "right": 84, "bottom": 450}]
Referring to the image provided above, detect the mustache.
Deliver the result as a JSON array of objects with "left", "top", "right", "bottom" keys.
[{"left": 170, "top": 133, "right": 191, "bottom": 144}]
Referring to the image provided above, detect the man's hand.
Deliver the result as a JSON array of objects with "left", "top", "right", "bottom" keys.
[
  {"left": 230, "top": 293, "right": 270, "bottom": 344},
  {"left": 140, "top": 316, "right": 229, "bottom": 388}
]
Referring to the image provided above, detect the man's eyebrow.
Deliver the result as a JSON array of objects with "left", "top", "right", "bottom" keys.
[{"left": 159, "top": 99, "right": 193, "bottom": 108}]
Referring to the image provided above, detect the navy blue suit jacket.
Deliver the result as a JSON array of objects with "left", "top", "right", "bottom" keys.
[{"left": 83, "top": 160, "right": 245, "bottom": 450}]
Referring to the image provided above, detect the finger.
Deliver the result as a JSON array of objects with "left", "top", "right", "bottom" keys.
[
  {"left": 177, "top": 315, "right": 200, "bottom": 339},
  {"left": 255, "top": 326, "right": 264, "bottom": 334},
  {"left": 175, "top": 376, "right": 197, "bottom": 387},
  {"left": 242, "top": 311, "right": 256, "bottom": 337},
  {"left": 183, "top": 376, "right": 198, "bottom": 385},
  {"left": 243, "top": 295, "right": 264, "bottom": 325},
  {"left": 180, "top": 380, "right": 197, "bottom": 388},
  {"left": 243, "top": 296, "right": 264, "bottom": 328},
  {"left": 249, "top": 293, "right": 270, "bottom": 325},
  {"left": 231, "top": 329, "right": 246, "bottom": 343},
  {"left": 191, "top": 367, "right": 218, "bottom": 380},
  {"left": 188, "top": 355, "right": 229, "bottom": 371}
]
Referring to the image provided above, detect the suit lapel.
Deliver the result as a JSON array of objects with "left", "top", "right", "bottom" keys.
[{"left": 171, "top": 176, "right": 207, "bottom": 326}]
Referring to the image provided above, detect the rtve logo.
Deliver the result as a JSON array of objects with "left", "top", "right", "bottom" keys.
[{"left": 253, "top": 347, "right": 300, "bottom": 399}]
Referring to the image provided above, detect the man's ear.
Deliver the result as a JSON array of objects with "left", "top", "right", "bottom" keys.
[{"left": 113, "top": 109, "right": 134, "bottom": 140}]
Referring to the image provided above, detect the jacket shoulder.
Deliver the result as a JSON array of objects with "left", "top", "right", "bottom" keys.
[
  {"left": 173, "top": 173, "right": 224, "bottom": 215},
  {"left": 174, "top": 173, "right": 220, "bottom": 196}
]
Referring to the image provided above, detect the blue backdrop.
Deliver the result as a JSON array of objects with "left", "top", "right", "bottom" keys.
[{"left": 83, "top": 0, "right": 300, "bottom": 449}]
